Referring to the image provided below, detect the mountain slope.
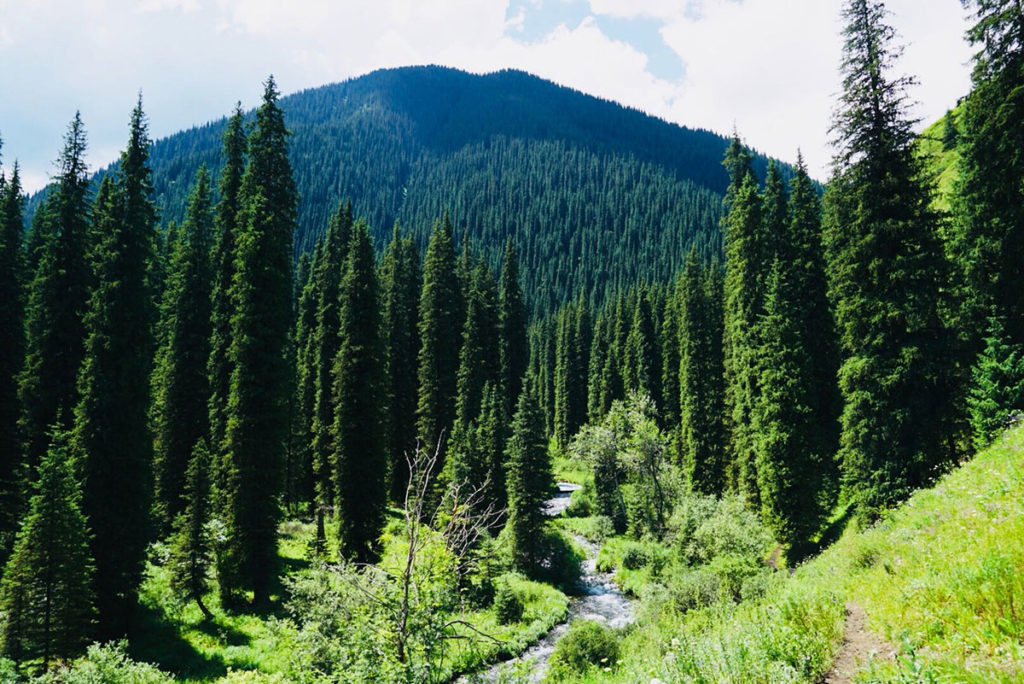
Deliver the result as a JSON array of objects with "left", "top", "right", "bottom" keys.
[{"left": 136, "top": 66, "right": 785, "bottom": 314}]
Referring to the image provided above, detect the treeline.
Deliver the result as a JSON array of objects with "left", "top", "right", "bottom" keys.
[
  {"left": 39, "top": 65, "right": 802, "bottom": 317},
  {"left": 531, "top": 0, "right": 1024, "bottom": 559},
  {"left": 0, "top": 72, "right": 541, "bottom": 672}
]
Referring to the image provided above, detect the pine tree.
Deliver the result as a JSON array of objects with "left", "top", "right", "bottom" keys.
[
  {"left": 967, "top": 316, "right": 1024, "bottom": 450},
  {"left": 623, "top": 291, "right": 657, "bottom": 403},
  {"left": 168, "top": 440, "right": 213, "bottom": 619},
  {"left": 954, "top": 1, "right": 1024, "bottom": 348},
  {"left": 332, "top": 221, "right": 386, "bottom": 563},
  {"left": 824, "top": 0, "right": 959, "bottom": 521},
  {"left": 453, "top": 259, "right": 501, "bottom": 440},
  {"left": 310, "top": 202, "right": 352, "bottom": 513},
  {"left": 220, "top": 77, "right": 297, "bottom": 606},
  {"left": 752, "top": 263, "right": 826, "bottom": 561},
  {"left": 505, "top": 383, "right": 551, "bottom": 574},
  {"left": 678, "top": 251, "right": 727, "bottom": 495},
  {"left": 74, "top": 97, "right": 158, "bottom": 636},
  {"left": 151, "top": 167, "right": 214, "bottom": 531},
  {"left": 786, "top": 155, "right": 842, "bottom": 504},
  {"left": 0, "top": 160, "right": 25, "bottom": 560},
  {"left": 498, "top": 238, "right": 528, "bottom": 420},
  {"left": 18, "top": 113, "right": 92, "bottom": 476},
  {"left": 659, "top": 292, "right": 680, "bottom": 432},
  {"left": 0, "top": 430, "right": 94, "bottom": 670},
  {"left": 381, "top": 226, "right": 421, "bottom": 503},
  {"left": 287, "top": 249, "right": 316, "bottom": 512},
  {"left": 416, "top": 216, "right": 463, "bottom": 465},
  {"left": 208, "top": 105, "right": 246, "bottom": 497},
  {"left": 721, "top": 139, "right": 765, "bottom": 502}
]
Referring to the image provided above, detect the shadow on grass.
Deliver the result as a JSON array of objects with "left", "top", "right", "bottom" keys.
[
  {"left": 129, "top": 601, "right": 229, "bottom": 681},
  {"left": 812, "top": 502, "right": 856, "bottom": 556}
]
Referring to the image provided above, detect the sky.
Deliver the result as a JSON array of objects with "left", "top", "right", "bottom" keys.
[{"left": 0, "top": 0, "right": 975, "bottom": 194}]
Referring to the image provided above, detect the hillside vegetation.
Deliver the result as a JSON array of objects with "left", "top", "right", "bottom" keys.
[{"left": 556, "top": 423, "right": 1024, "bottom": 683}]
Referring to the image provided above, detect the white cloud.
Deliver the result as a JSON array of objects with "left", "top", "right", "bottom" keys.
[{"left": 587, "top": 0, "right": 687, "bottom": 21}]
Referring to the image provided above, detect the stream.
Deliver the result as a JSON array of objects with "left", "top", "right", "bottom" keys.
[{"left": 464, "top": 482, "right": 636, "bottom": 682}]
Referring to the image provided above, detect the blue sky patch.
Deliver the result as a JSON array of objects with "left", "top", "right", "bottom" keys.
[{"left": 505, "top": 0, "right": 686, "bottom": 83}]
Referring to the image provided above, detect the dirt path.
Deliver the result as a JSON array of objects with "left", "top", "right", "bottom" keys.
[{"left": 825, "top": 603, "right": 895, "bottom": 683}]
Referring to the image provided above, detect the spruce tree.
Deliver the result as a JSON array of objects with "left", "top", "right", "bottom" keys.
[
  {"left": 74, "top": 97, "right": 158, "bottom": 636},
  {"left": 151, "top": 167, "right": 214, "bottom": 531},
  {"left": 288, "top": 249, "right": 316, "bottom": 512},
  {"left": 168, "top": 440, "right": 213, "bottom": 619},
  {"left": 721, "top": 141, "right": 765, "bottom": 502},
  {"left": 0, "top": 161, "right": 24, "bottom": 560},
  {"left": 416, "top": 216, "right": 463, "bottom": 465},
  {"left": 332, "top": 221, "right": 386, "bottom": 563},
  {"left": 220, "top": 77, "right": 297, "bottom": 606},
  {"left": 505, "top": 383, "right": 551, "bottom": 574},
  {"left": 967, "top": 316, "right": 1024, "bottom": 450},
  {"left": 18, "top": 113, "right": 92, "bottom": 476},
  {"left": 0, "top": 430, "right": 94, "bottom": 670},
  {"left": 208, "top": 105, "right": 246, "bottom": 489},
  {"left": 942, "top": 109, "right": 959, "bottom": 152},
  {"left": 453, "top": 260, "right": 501, "bottom": 440},
  {"left": 623, "top": 291, "right": 657, "bottom": 403},
  {"left": 752, "top": 263, "right": 826, "bottom": 561},
  {"left": 824, "top": 0, "right": 959, "bottom": 520},
  {"left": 498, "top": 238, "right": 528, "bottom": 420},
  {"left": 659, "top": 292, "right": 680, "bottom": 431},
  {"left": 678, "top": 250, "right": 727, "bottom": 495},
  {"left": 954, "top": 1, "right": 1024, "bottom": 348},
  {"left": 310, "top": 201, "right": 352, "bottom": 512},
  {"left": 381, "top": 226, "right": 421, "bottom": 503}
]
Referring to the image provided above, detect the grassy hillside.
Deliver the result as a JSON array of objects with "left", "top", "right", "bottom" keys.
[
  {"left": 916, "top": 105, "right": 963, "bottom": 213},
  {"left": 575, "top": 424, "right": 1024, "bottom": 683}
]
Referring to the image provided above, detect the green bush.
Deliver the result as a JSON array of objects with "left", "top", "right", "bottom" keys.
[
  {"left": 494, "top": 579, "right": 524, "bottom": 625},
  {"left": 548, "top": 620, "right": 620, "bottom": 680},
  {"left": 564, "top": 486, "right": 594, "bottom": 518},
  {"left": 36, "top": 642, "right": 174, "bottom": 683},
  {"left": 620, "top": 543, "right": 650, "bottom": 571},
  {"left": 665, "top": 565, "right": 722, "bottom": 612},
  {"left": 534, "top": 529, "right": 584, "bottom": 590}
]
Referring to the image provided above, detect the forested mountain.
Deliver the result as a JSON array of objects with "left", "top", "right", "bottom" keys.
[{"left": 48, "top": 66, "right": 788, "bottom": 315}]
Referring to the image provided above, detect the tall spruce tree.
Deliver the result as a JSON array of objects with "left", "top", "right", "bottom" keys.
[
  {"left": 678, "top": 251, "right": 727, "bottom": 495},
  {"left": 381, "top": 226, "right": 421, "bottom": 503},
  {"left": 73, "top": 97, "right": 158, "bottom": 636},
  {"left": 623, "top": 291, "right": 657, "bottom": 404},
  {"left": 0, "top": 160, "right": 24, "bottom": 560},
  {"left": 453, "top": 260, "right": 501, "bottom": 441},
  {"left": 752, "top": 262, "right": 826, "bottom": 561},
  {"left": 288, "top": 249, "right": 316, "bottom": 512},
  {"left": 824, "top": 0, "right": 959, "bottom": 521},
  {"left": 220, "top": 77, "right": 297, "bottom": 606},
  {"left": 18, "top": 114, "right": 92, "bottom": 476},
  {"left": 498, "top": 238, "right": 528, "bottom": 420},
  {"left": 0, "top": 430, "right": 94, "bottom": 670},
  {"left": 505, "top": 383, "right": 551, "bottom": 574},
  {"left": 721, "top": 138, "right": 765, "bottom": 502},
  {"left": 332, "top": 221, "right": 386, "bottom": 563},
  {"left": 151, "top": 167, "right": 214, "bottom": 531},
  {"left": 208, "top": 104, "right": 246, "bottom": 506},
  {"left": 954, "top": 1, "right": 1024, "bottom": 348},
  {"left": 416, "top": 216, "right": 463, "bottom": 465},
  {"left": 310, "top": 202, "right": 352, "bottom": 513}
]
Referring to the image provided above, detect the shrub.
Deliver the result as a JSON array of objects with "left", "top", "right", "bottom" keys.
[
  {"left": 547, "top": 620, "right": 620, "bottom": 680},
  {"left": 494, "top": 578, "right": 524, "bottom": 625},
  {"left": 564, "top": 485, "right": 594, "bottom": 518},
  {"left": 534, "top": 529, "right": 584, "bottom": 590},
  {"left": 621, "top": 543, "right": 650, "bottom": 571},
  {"left": 665, "top": 565, "right": 723, "bottom": 612},
  {"left": 36, "top": 642, "right": 174, "bottom": 683}
]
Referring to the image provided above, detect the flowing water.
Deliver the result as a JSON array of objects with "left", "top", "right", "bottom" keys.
[{"left": 462, "top": 483, "right": 635, "bottom": 682}]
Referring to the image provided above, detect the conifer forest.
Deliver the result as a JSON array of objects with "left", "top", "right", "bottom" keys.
[{"left": 1, "top": 1, "right": 1023, "bottom": 682}]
